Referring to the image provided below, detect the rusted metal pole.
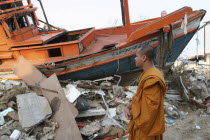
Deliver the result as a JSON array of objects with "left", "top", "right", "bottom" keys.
[
  {"left": 37, "top": 0, "right": 50, "bottom": 31},
  {"left": 121, "top": 0, "right": 131, "bottom": 37}
]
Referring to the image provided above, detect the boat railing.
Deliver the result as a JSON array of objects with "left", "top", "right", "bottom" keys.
[{"left": 0, "top": 0, "right": 33, "bottom": 15}]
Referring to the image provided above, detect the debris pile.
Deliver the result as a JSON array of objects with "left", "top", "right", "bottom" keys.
[
  {"left": 1, "top": 56, "right": 210, "bottom": 140},
  {"left": 0, "top": 79, "right": 58, "bottom": 140},
  {"left": 177, "top": 65, "right": 210, "bottom": 113},
  {"left": 61, "top": 76, "right": 133, "bottom": 139}
]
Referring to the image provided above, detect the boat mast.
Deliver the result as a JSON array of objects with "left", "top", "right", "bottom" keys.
[
  {"left": 120, "top": 0, "right": 131, "bottom": 37},
  {"left": 37, "top": 0, "right": 50, "bottom": 31}
]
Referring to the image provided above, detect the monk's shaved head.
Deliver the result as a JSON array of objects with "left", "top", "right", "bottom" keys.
[{"left": 137, "top": 45, "right": 154, "bottom": 61}]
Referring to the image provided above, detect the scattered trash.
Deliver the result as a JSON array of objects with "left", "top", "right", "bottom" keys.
[
  {"left": 166, "top": 119, "right": 175, "bottom": 124},
  {"left": 64, "top": 84, "right": 81, "bottom": 103},
  {"left": 75, "top": 97, "right": 91, "bottom": 112},
  {"left": 0, "top": 80, "right": 21, "bottom": 90},
  {"left": 108, "top": 108, "right": 117, "bottom": 118},
  {"left": 195, "top": 125, "right": 201, "bottom": 130},
  {"left": 124, "top": 86, "right": 137, "bottom": 99},
  {"left": 10, "top": 129, "right": 21, "bottom": 140},
  {"left": 0, "top": 107, "right": 14, "bottom": 125}
]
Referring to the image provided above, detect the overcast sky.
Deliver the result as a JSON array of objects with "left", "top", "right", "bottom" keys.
[{"left": 32, "top": 0, "right": 210, "bottom": 58}]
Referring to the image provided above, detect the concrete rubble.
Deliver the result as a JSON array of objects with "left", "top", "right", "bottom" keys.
[{"left": 0, "top": 57, "right": 210, "bottom": 140}]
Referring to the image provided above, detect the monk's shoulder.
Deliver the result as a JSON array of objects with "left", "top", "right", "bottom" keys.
[{"left": 143, "top": 77, "right": 161, "bottom": 88}]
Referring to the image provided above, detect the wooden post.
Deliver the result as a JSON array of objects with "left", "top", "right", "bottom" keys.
[{"left": 121, "top": 0, "right": 131, "bottom": 37}]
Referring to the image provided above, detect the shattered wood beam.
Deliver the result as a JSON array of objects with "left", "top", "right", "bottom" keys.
[{"left": 28, "top": 85, "right": 58, "bottom": 94}]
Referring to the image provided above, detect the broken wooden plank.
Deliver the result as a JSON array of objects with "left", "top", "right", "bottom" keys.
[
  {"left": 13, "top": 56, "right": 46, "bottom": 87},
  {"left": 40, "top": 74, "right": 82, "bottom": 140},
  {"left": 28, "top": 85, "right": 58, "bottom": 94},
  {"left": 77, "top": 108, "right": 106, "bottom": 118}
]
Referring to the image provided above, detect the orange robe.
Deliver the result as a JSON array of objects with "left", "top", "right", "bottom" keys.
[{"left": 128, "top": 67, "right": 166, "bottom": 140}]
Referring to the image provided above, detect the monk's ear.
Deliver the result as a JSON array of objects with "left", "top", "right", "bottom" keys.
[{"left": 142, "top": 55, "right": 147, "bottom": 62}]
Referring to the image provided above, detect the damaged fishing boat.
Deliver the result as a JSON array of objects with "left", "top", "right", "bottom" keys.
[{"left": 0, "top": 0, "right": 206, "bottom": 80}]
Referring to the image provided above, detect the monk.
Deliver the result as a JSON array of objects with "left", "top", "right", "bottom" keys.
[{"left": 124, "top": 45, "right": 166, "bottom": 140}]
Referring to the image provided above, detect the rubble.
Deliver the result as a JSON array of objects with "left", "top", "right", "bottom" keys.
[
  {"left": 80, "top": 121, "right": 102, "bottom": 136},
  {"left": 0, "top": 56, "right": 209, "bottom": 140}
]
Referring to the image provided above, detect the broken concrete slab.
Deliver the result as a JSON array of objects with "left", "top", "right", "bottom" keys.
[
  {"left": 80, "top": 121, "right": 102, "bottom": 136},
  {"left": 17, "top": 93, "right": 52, "bottom": 128}
]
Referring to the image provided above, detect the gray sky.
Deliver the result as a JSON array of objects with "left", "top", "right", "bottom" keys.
[{"left": 32, "top": 0, "right": 210, "bottom": 58}]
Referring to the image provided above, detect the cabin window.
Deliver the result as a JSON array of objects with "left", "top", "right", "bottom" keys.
[
  {"left": 27, "top": 14, "right": 35, "bottom": 26},
  {"left": 102, "top": 44, "right": 116, "bottom": 50},
  {"left": 5, "top": 18, "right": 18, "bottom": 32},
  {"left": 48, "top": 48, "right": 62, "bottom": 57},
  {"left": 17, "top": 15, "right": 28, "bottom": 28}
]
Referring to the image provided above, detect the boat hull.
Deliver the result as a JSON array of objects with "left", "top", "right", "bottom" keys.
[
  {"left": 57, "top": 30, "right": 197, "bottom": 80},
  {"left": 0, "top": 9, "right": 205, "bottom": 80}
]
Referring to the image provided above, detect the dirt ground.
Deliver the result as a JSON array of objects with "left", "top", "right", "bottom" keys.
[{"left": 164, "top": 106, "right": 210, "bottom": 140}]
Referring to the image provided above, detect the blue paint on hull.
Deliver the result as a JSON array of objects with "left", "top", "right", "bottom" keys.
[{"left": 58, "top": 31, "right": 196, "bottom": 80}]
